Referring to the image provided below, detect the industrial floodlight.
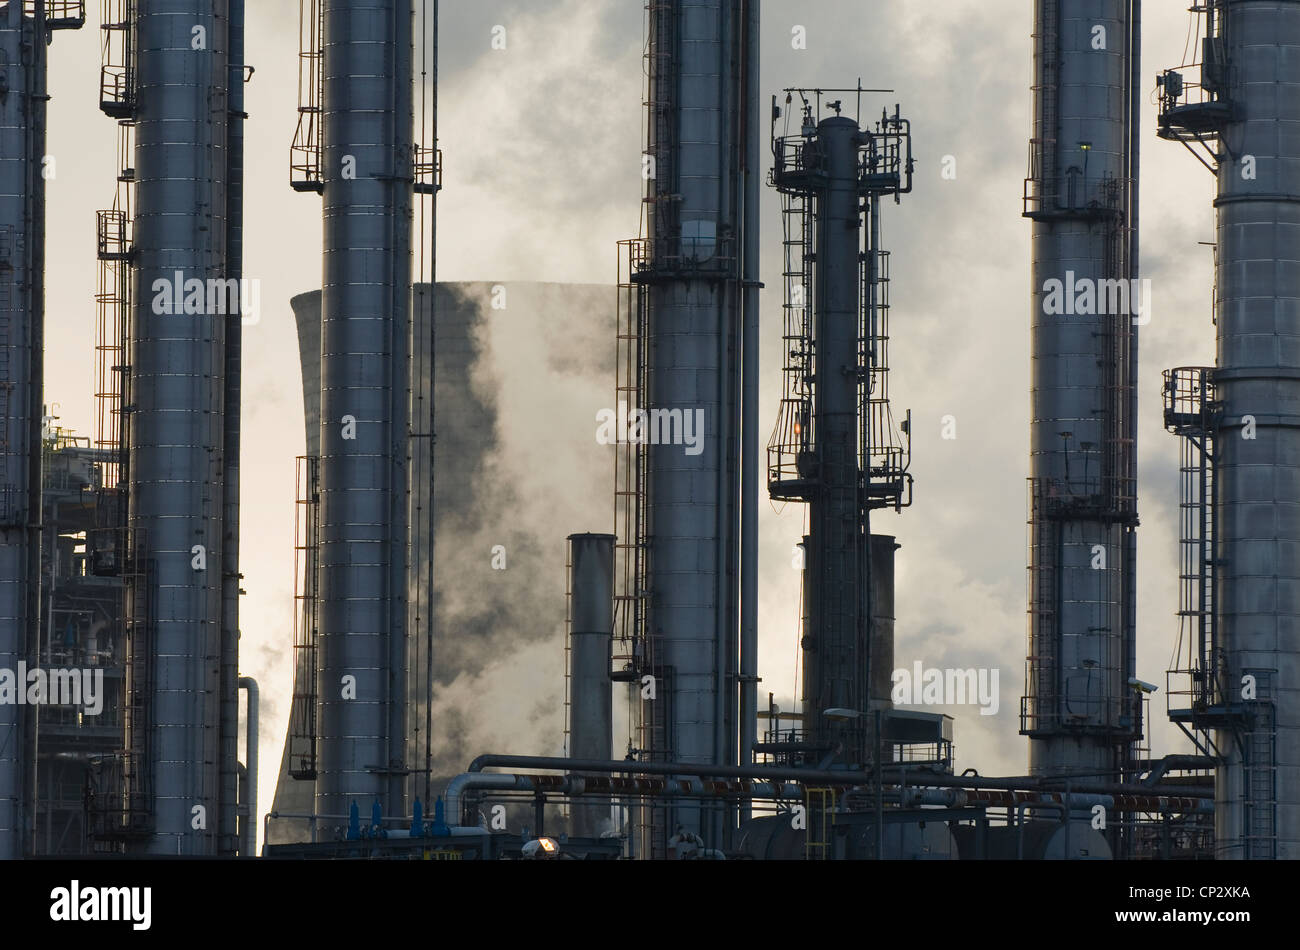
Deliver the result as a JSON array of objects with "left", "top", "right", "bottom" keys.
[{"left": 522, "top": 837, "right": 559, "bottom": 859}]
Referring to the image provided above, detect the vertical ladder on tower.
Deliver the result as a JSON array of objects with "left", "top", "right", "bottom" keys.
[
  {"left": 288, "top": 455, "right": 320, "bottom": 780},
  {"left": 804, "top": 787, "right": 836, "bottom": 860},
  {"left": 612, "top": 239, "right": 649, "bottom": 686},
  {"left": 290, "top": 0, "right": 324, "bottom": 192},
  {"left": 1242, "top": 671, "right": 1276, "bottom": 859},
  {"left": 644, "top": 0, "right": 677, "bottom": 255},
  {"left": 1022, "top": 480, "right": 1059, "bottom": 735},
  {"left": 766, "top": 179, "right": 814, "bottom": 496},
  {"left": 120, "top": 528, "right": 153, "bottom": 834},
  {"left": 1024, "top": 0, "right": 1059, "bottom": 215},
  {"left": 1163, "top": 367, "right": 1222, "bottom": 734},
  {"left": 99, "top": 0, "right": 136, "bottom": 118},
  {"left": 856, "top": 110, "right": 913, "bottom": 513},
  {"left": 0, "top": 225, "right": 12, "bottom": 487},
  {"left": 95, "top": 160, "right": 133, "bottom": 491}
]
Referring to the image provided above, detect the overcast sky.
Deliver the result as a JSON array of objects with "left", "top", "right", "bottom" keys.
[{"left": 40, "top": 0, "right": 1217, "bottom": 839}]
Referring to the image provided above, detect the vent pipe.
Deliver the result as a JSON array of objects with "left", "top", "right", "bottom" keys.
[{"left": 566, "top": 533, "right": 615, "bottom": 838}]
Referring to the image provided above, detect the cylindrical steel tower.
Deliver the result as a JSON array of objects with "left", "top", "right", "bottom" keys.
[
  {"left": 218, "top": 0, "right": 246, "bottom": 857},
  {"left": 769, "top": 101, "right": 913, "bottom": 768},
  {"left": 314, "top": 0, "right": 414, "bottom": 823},
  {"left": 1208, "top": 0, "right": 1300, "bottom": 860},
  {"left": 636, "top": 0, "right": 758, "bottom": 851},
  {"left": 1023, "top": 0, "right": 1139, "bottom": 782},
  {"left": 808, "top": 116, "right": 870, "bottom": 763},
  {"left": 127, "top": 0, "right": 231, "bottom": 855},
  {"left": 0, "top": 0, "right": 50, "bottom": 861},
  {"left": 567, "top": 532, "right": 615, "bottom": 838}
]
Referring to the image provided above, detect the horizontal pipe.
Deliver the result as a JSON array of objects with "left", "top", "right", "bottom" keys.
[
  {"left": 445, "top": 772, "right": 809, "bottom": 825},
  {"left": 1137, "top": 755, "right": 1214, "bottom": 786},
  {"left": 464, "top": 754, "right": 1213, "bottom": 800},
  {"left": 446, "top": 774, "right": 1212, "bottom": 828},
  {"left": 895, "top": 787, "right": 1212, "bottom": 815}
]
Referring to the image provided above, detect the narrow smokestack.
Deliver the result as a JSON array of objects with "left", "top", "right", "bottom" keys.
[{"left": 567, "top": 532, "right": 615, "bottom": 838}]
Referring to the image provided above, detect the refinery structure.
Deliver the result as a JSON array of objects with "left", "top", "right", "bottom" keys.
[{"left": 0, "top": 0, "right": 1295, "bottom": 862}]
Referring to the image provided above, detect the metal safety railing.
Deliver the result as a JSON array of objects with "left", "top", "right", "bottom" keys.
[
  {"left": 767, "top": 181, "right": 815, "bottom": 499},
  {"left": 1162, "top": 367, "right": 1224, "bottom": 720},
  {"left": 99, "top": 0, "right": 135, "bottom": 118},
  {"left": 414, "top": 143, "right": 442, "bottom": 195},
  {"left": 611, "top": 240, "right": 649, "bottom": 690},
  {"left": 1242, "top": 670, "right": 1277, "bottom": 860},
  {"left": 288, "top": 455, "right": 320, "bottom": 780},
  {"left": 290, "top": 0, "right": 324, "bottom": 192},
  {"left": 26, "top": 0, "right": 86, "bottom": 28},
  {"left": 804, "top": 787, "right": 836, "bottom": 860}
]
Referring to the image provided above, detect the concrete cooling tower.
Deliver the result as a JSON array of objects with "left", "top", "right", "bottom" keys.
[{"left": 267, "top": 281, "right": 613, "bottom": 845}]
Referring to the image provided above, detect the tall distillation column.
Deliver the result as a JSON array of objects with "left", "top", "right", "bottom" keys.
[
  {"left": 124, "top": 0, "right": 232, "bottom": 856},
  {"left": 1022, "top": 0, "right": 1140, "bottom": 784},
  {"left": 315, "top": 0, "right": 413, "bottom": 823},
  {"left": 218, "top": 0, "right": 246, "bottom": 857},
  {"left": 1159, "top": 0, "right": 1300, "bottom": 860},
  {"left": 614, "top": 0, "right": 760, "bottom": 855},
  {"left": 768, "top": 94, "right": 913, "bottom": 768},
  {"left": 0, "top": 0, "right": 79, "bottom": 861}
]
